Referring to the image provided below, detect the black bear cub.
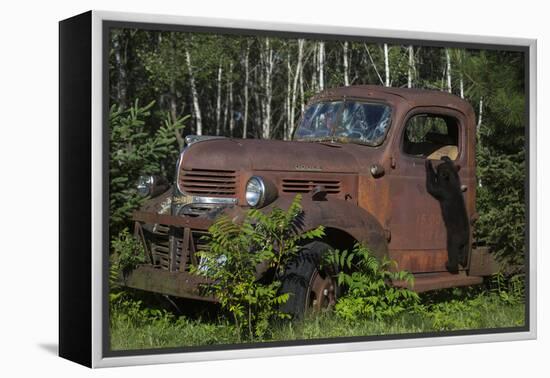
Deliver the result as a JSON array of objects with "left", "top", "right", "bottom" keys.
[{"left": 425, "top": 156, "right": 469, "bottom": 274}]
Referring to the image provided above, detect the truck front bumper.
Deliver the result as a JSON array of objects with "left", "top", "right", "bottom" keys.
[
  {"left": 122, "top": 265, "right": 217, "bottom": 302},
  {"left": 125, "top": 210, "right": 218, "bottom": 302}
]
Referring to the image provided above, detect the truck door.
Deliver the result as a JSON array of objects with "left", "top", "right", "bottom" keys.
[{"left": 388, "top": 108, "right": 470, "bottom": 273}]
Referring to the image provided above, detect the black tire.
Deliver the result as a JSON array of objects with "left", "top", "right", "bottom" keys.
[{"left": 279, "top": 241, "right": 337, "bottom": 319}]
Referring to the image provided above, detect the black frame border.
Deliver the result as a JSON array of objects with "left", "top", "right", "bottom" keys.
[{"left": 59, "top": 11, "right": 93, "bottom": 367}]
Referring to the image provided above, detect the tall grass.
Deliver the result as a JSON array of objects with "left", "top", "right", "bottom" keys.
[{"left": 110, "top": 289, "right": 525, "bottom": 351}]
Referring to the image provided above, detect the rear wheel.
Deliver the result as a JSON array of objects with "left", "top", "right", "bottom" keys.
[{"left": 279, "top": 241, "right": 338, "bottom": 319}]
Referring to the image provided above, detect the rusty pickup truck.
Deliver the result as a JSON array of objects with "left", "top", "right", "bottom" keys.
[{"left": 123, "top": 85, "right": 497, "bottom": 316}]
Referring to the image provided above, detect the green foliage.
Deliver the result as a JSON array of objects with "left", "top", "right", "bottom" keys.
[
  {"left": 476, "top": 149, "right": 525, "bottom": 266},
  {"left": 193, "top": 194, "right": 324, "bottom": 341},
  {"left": 489, "top": 271, "right": 525, "bottom": 305},
  {"left": 109, "top": 99, "right": 187, "bottom": 234},
  {"left": 421, "top": 288, "right": 524, "bottom": 331},
  {"left": 324, "top": 244, "right": 420, "bottom": 322},
  {"left": 110, "top": 290, "right": 524, "bottom": 350},
  {"left": 110, "top": 298, "right": 237, "bottom": 350},
  {"left": 109, "top": 228, "right": 145, "bottom": 304},
  {"left": 462, "top": 51, "right": 526, "bottom": 267}
]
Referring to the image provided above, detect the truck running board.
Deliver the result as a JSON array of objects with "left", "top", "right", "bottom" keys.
[{"left": 393, "top": 272, "right": 483, "bottom": 293}]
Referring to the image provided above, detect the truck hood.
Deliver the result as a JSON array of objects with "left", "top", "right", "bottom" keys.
[{"left": 180, "top": 138, "right": 363, "bottom": 173}]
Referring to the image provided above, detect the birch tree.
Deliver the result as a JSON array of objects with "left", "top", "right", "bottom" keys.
[
  {"left": 383, "top": 43, "right": 390, "bottom": 87},
  {"left": 458, "top": 50, "right": 465, "bottom": 99},
  {"left": 112, "top": 30, "right": 128, "bottom": 109},
  {"left": 260, "top": 38, "right": 274, "bottom": 139},
  {"left": 215, "top": 61, "right": 223, "bottom": 135},
  {"left": 299, "top": 40, "right": 305, "bottom": 115},
  {"left": 285, "top": 46, "right": 292, "bottom": 140},
  {"left": 407, "top": 45, "right": 415, "bottom": 88},
  {"left": 185, "top": 49, "right": 202, "bottom": 135},
  {"left": 318, "top": 41, "right": 325, "bottom": 91},
  {"left": 228, "top": 61, "right": 235, "bottom": 136},
  {"left": 287, "top": 39, "right": 305, "bottom": 140},
  {"left": 343, "top": 41, "right": 350, "bottom": 86},
  {"left": 445, "top": 48, "right": 452, "bottom": 93},
  {"left": 477, "top": 97, "right": 483, "bottom": 130},
  {"left": 311, "top": 42, "right": 318, "bottom": 92},
  {"left": 242, "top": 42, "right": 250, "bottom": 138}
]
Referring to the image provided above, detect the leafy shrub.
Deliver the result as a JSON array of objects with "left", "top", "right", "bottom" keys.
[
  {"left": 109, "top": 228, "right": 145, "bottom": 304},
  {"left": 193, "top": 194, "right": 324, "bottom": 341},
  {"left": 324, "top": 243, "right": 420, "bottom": 322}
]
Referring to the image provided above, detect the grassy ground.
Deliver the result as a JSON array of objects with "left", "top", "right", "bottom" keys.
[{"left": 110, "top": 288, "right": 525, "bottom": 351}]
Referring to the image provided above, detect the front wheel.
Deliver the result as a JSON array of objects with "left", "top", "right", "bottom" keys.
[{"left": 279, "top": 241, "right": 338, "bottom": 319}]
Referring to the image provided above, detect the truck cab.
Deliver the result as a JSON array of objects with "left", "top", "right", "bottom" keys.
[{"left": 124, "top": 85, "right": 497, "bottom": 311}]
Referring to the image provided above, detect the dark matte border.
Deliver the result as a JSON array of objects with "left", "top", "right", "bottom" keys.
[
  {"left": 59, "top": 11, "right": 92, "bottom": 367},
  {"left": 101, "top": 19, "right": 531, "bottom": 359}
]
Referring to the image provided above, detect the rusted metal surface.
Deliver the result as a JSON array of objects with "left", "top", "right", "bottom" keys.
[
  {"left": 133, "top": 214, "right": 209, "bottom": 275},
  {"left": 125, "top": 85, "right": 488, "bottom": 300},
  {"left": 133, "top": 210, "right": 213, "bottom": 230},
  {"left": 246, "top": 196, "right": 389, "bottom": 260},
  {"left": 393, "top": 272, "right": 483, "bottom": 293},
  {"left": 389, "top": 249, "right": 451, "bottom": 273},
  {"left": 123, "top": 265, "right": 217, "bottom": 302}
]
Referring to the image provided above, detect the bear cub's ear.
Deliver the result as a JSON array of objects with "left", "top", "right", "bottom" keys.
[{"left": 441, "top": 156, "right": 460, "bottom": 172}]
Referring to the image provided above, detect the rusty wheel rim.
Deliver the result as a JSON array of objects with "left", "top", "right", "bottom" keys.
[{"left": 306, "top": 269, "right": 337, "bottom": 313}]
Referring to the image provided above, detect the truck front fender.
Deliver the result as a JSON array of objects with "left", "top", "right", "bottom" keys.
[{"left": 262, "top": 196, "right": 389, "bottom": 260}]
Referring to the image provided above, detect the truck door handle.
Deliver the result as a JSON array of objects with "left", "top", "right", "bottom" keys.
[{"left": 461, "top": 185, "right": 467, "bottom": 192}]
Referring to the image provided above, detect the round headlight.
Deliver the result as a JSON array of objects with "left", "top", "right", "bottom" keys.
[
  {"left": 245, "top": 176, "right": 265, "bottom": 207},
  {"left": 137, "top": 175, "right": 155, "bottom": 197}
]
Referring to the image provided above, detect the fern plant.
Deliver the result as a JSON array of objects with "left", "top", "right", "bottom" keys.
[
  {"left": 193, "top": 194, "right": 324, "bottom": 341},
  {"left": 490, "top": 271, "right": 525, "bottom": 305},
  {"left": 324, "top": 243, "right": 420, "bottom": 322},
  {"left": 109, "top": 228, "right": 146, "bottom": 305}
]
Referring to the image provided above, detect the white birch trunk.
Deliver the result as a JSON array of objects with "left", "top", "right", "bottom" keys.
[
  {"left": 185, "top": 49, "right": 202, "bottom": 135},
  {"left": 228, "top": 61, "right": 234, "bottom": 136},
  {"left": 477, "top": 97, "right": 483, "bottom": 130},
  {"left": 343, "top": 41, "right": 350, "bottom": 86},
  {"left": 215, "top": 63, "right": 223, "bottom": 135},
  {"left": 383, "top": 43, "right": 390, "bottom": 87},
  {"left": 445, "top": 48, "right": 452, "bottom": 93},
  {"left": 113, "top": 32, "right": 128, "bottom": 108},
  {"left": 311, "top": 43, "right": 318, "bottom": 92},
  {"left": 222, "top": 85, "right": 228, "bottom": 135},
  {"left": 242, "top": 43, "right": 250, "bottom": 139},
  {"left": 299, "top": 46, "right": 305, "bottom": 114},
  {"left": 408, "top": 45, "right": 414, "bottom": 88},
  {"left": 459, "top": 51, "right": 464, "bottom": 99},
  {"left": 261, "top": 38, "right": 274, "bottom": 139},
  {"left": 288, "top": 39, "right": 304, "bottom": 140},
  {"left": 319, "top": 41, "right": 325, "bottom": 91},
  {"left": 286, "top": 48, "right": 292, "bottom": 140},
  {"left": 253, "top": 68, "right": 262, "bottom": 136}
]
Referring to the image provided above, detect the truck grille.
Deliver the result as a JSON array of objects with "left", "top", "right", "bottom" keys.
[
  {"left": 281, "top": 179, "right": 341, "bottom": 194},
  {"left": 147, "top": 224, "right": 209, "bottom": 272},
  {"left": 179, "top": 168, "right": 237, "bottom": 197}
]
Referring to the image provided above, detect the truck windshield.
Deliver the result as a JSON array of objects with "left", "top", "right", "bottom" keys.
[{"left": 294, "top": 101, "right": 392, "bottom": 146}]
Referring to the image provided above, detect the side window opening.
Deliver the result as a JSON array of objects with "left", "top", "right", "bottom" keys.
[{"left": 403, "top": 114, "right": 460, "bottom": 160}]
